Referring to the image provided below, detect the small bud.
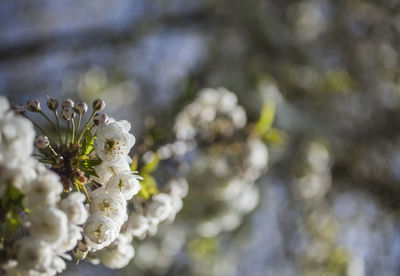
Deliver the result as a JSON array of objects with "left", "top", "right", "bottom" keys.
[
  {"left": 75, "top": 102, "right": 88, "bottom": 115},
  {"left": 62, "top": 107, "right": 76, "bottom": 120},
  {"left": 12, "top": 105, "right": 26, "bottom": 115},
  {"left": 93, "top": 113, "right": 109, "bottom": 125},
  {"left": 62, "top": 98, "right": 75, "bottom": 110},
  {"left": 46, "top": 96, "right": 59, "bottom": 111},
  {"left": 77, "top": 240, "right": 89, "bottom": 252},
  {"left": 34, "top": 136, "right": 49, "bottom": 149},
  {"left": 27, "top": 99, "right": 41, "bottom": 112},
  {"left": 73, "top": 247, "right": 88, "bottom": 260},
  {"left": 92, "top": 99, "right": 105, "bottom": 111}
]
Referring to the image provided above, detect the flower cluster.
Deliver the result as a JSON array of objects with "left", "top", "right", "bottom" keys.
[
  {"left": 0, "top": 96, "right": 149, "bottom": 275},
  {"left": 174, "top": 88, "right": 268, "bottom": 237},
  {"left": 174, "top": 87, "right": 247, "bottom": 141},
  {"left": 0, "top": 96, "right": 88, "bottom": 275},
  {"left": 80, "top": 119, "right": 141, "bottom": 254},
  {"left": 125, "top": 178, "right": 188, "bottom": 239}
]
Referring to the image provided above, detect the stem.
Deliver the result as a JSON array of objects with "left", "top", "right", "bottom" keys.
[
  {"left": 53, "top": 110, "right": 62, "bottom": 145},
  {"left": 26, "top": 117, "right": 47, "bottom": 136},
  {"left": 77, "top": 110, "right": 96, "bottom": 144},
  {"left": 48, "top": 145, "right": 58, "bottom": 157},
  {"left": 76, "top": 114, "right": 82, "bottom": 141},
  {"left": 74, "top": 181, "right": 81, "bottom": 193},
  {"left": 65, "top": 121, "right": 70, "bottom": 146},
  {"left": 71, "top": 118, "right": 75, "bottom": 144},
  {"left": 81, "top": 185, "right": 91, "bottom": 203}
]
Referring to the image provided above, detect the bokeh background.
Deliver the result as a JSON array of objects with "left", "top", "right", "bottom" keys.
[{"left": 1, "top": 0, "right": 400, "bottom": 275}]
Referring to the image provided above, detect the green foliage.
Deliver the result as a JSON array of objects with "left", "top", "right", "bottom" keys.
[
  {"left": 80, "top": 130, "right": 94, "bottom": 157},
  {"left": 137, "top": 174, "right": 158, "bottom": 199},
  {"left": 188, "top": 237, "right": 219, "bottom": 259},
  {"left": 140, "top": 153, "right": 160, "bottom": 175},
  {"left": 255, "top": 103, "right": 275, "bottom": 137}
]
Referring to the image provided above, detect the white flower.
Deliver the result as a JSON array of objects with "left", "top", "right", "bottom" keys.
[
  {"left": 98, "top": 237, "right": 135, "bottom": 269},
  {"left": 0, "top": 96, "right": 10, "bottom": 117},
  {"left": 0, "top": 112, "right": 35, "bottom": 166},
  {"left": 95, "top": 121, "right": 135, "bottom": 164},
  {"left": 218, "top": 88, "right": 238, "bottom": 113},
  {"left": 168, "top": 178, "right": 189, "bottom": 198},
  {"left": 17, "top": 238, "right": 53, "bottom": 272},
  {"left": 23, "top": 171, "right": 63, "bottom": 208},
  {"left": 245, "top": 138, "right": 268, "bottom": 171},
  {"left": 230, "top": 105, "right": 247, "bottom": 128},
  {"left": 48, "top": 256, "right": 66, "bottom": 275},
  {"left": 59, "top": 192, "right": 88, "bottom": 225},
  {"left": 91, "top": 158, "right": 131, "bottom": 185},
  {"left": 146, "top": 193, "right": 173, "bottom": 223},
  {"left": 230, "top": 184, "right": 260, "bottom": 214},
  {"left": 30, "top": 207, "right": 68, "bottom": 247},
  {"left": 126, "top": 213, "right": 150, "bottom": 238},
  {"left": 57, "top": 224, "right": 83, "bottom": 253},
  {"left": 84, "top": 212, "right": 118, "bottom": 251},
  {"left": 105, "top": 171, "right": 141, "bottom": 200},
  {"left": 89, "top": 188, "right": 127, "bottom": 226}
]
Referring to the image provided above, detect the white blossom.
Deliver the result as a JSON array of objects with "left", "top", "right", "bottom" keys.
[
  {"left": 146, "top": 193, "right": 173, "bottom": 224},
  {"left": 105, "top": 171, "right": 141, "bottom": 200},
  {"left": 23, "top": 171, "right": 63, "bottom": 208},
  {"left": 98, "top": 236, "right": 135, "bottom": 269},
  {"left": 89, "top": 188, "right": 127, "bottom": 225},
  {"left": 57, "top": 224, "right": 83, "bottom": 253},
  {"left": 59, "top": 192, "right": 88, "bottom": 225},
  {"left": 0, "top": 96, "right": 10, "bottom": 116},
  {"left": 95, "top": 121, "right": 135, "bottom": 164},
  {"left": 91, "top": 158, "right": 131, "bottom": 185},
  {"left": 0, "top": 112, "right": 35, "bottom": 166},
  {"left": 84, "top": 212, "right": 118, "bottom": 251},
  {"left": 126, "top": 213, "right": 150, "bottom": 238},
  {"left": 17, "top": 238, "right": 53, "bottom": 273},
  {"left": 29, "top": 207, "right": 68, "bottom": 247}
]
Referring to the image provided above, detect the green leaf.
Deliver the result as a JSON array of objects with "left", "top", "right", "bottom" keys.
[
  {"left": 263, "top": 128, "right": 286, "bottom": 145},
  {"left": 80, "top": 166, "right": 98, "bottom": 177},
  {"left": 81, "top": 130, "right": 94, "bottom": 156},
  {"left": 130, "top": 155, "right": 138, "bottom": 171},
  {"left": 140, "top": 153, "right": 160, "bottom": 175},
  {"left": 255, "top": 103, "right": 275, "bottom": 137},
  {"left": 6, "top": 209, "right": 21, "bottom": 237},
  {"left": 137, "top": 174, "right": 158, "bottom": 199}
]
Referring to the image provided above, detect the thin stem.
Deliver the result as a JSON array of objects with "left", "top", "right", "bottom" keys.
[
  {"left": 48, "top": 145, "right": 58, "bottom": 157},
  {"left": 26, "top": 116, "right": 47, "bottom": 136},
  {"left": 77, "top": 110, "right": 96, "bottom": 144},
  {"left": 81, "top": 185, "right": 91, "bottom": 203},
  {"left": 76, "top": 114, "right": 82, "bottom": 141},
  {"left": 71, "top": 118, "right": 75, "bottom": 144},
  {"left": 53, "top": 110, "right": 62, "bottom": 145},
  {"left": 65, "top": 121, "right": 70, "bottom": 146},
  {"left": 39, "top": 110, "right": 56, "bottom": 129},
  {"left": 74, "top": 181, "right": 81, "bottom": 193}
]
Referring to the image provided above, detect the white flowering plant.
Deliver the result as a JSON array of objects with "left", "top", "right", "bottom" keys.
[{"left": 0, "top": 94, "right": 189, "bottom": 275}]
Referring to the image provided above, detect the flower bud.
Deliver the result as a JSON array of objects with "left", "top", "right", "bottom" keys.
[
  {"left": 46, "top": 96, "right": 59, "bottom": 111},
  {"left": 12, "top": 105, "right": 26, "bottom": 115},
  {"left": 92, "top": 99, "right": 105, "bottom": 111},
  {"left": 93, "top": 113, "right": 109, "bottom": 125},
  {"left": 27, "top": 99, "right": 41, "bottom": 112},
  {"left": 73, "top": 247, "right": 88, "bottom": 260},
  {"left": 62, "top": 99, "right": 75, "bottom": 110},
  {"left": 77, "top": 240, "right": 89, "bottom": 252},
  {"left": 75, "top": 102, "right": 88, "bottom": 115},
  {"left": 62, "top": 107, "right": 76, "bottom": 120},
  {"left": 34, "top": 136, "right": 50, "bottom": 149}
]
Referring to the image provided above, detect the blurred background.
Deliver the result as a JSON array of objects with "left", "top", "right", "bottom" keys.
[{"left": 1, "top": 0, "right": 400, "bottom": 275}]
